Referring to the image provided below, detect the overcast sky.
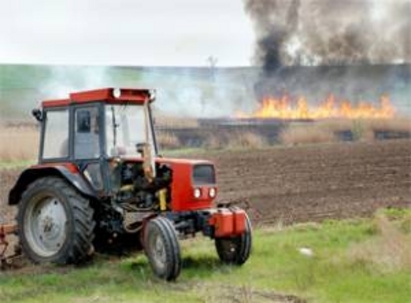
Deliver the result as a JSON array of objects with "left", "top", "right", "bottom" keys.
[{"left": 0, "top": 0, "right": 256, "bottom": 67}]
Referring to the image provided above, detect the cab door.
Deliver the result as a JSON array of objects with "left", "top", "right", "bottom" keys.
[{"left": 73, "top": 105, "right": 104, "bottom": 191}]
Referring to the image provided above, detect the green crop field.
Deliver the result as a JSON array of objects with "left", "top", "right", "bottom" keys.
[{"left": 1, "top": 209, "right": 410, "bottom": 303}]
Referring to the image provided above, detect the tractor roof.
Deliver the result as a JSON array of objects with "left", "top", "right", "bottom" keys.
[{"left": 42, "top": 88, "right": 154, "bottom": 108}]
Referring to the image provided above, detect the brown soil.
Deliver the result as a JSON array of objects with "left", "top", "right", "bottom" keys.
[
  {"left": 189, "top": 139, "right": 411, "bottom": 225},
  {"left": 1, "top": 140, "right": 411, "bottom": 226}
]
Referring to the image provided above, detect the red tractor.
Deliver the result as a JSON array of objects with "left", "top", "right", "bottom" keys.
[{"left": 5, "top": 88, "right": 252, "bottom": 280}]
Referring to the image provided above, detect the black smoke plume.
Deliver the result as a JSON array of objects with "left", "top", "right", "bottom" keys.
[{"left": 244, "top": 0, "right": 411, "bottom": 73}]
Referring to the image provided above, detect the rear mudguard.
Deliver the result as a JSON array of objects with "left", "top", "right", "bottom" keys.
[{"left": 8, "top": 165, "right": 97, "bottom": 205}]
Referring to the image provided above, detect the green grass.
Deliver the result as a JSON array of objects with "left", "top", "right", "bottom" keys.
[{"left": 1, "top": 210, "right": 410, "bottom": 303}]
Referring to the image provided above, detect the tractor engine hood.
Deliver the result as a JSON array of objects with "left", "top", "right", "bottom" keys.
[
  {"left": 121, "top": 156, "right": 217, "bottom": 211},
  {"left": 158, "top": 158, "right": 217, "bottom": 211}
]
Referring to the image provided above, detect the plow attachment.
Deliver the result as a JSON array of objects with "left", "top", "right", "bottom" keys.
[{"left": 0, "top": 223, "right": 19, "bottom": 269}]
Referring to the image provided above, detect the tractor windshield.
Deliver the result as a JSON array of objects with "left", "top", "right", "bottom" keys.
[{"left": 105, "top": 104, "right": 156, "bottom": 157}]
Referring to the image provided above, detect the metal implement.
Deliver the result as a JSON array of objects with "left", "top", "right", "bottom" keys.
[{"left": 0, "top": 223, "right": 18, "bottom": 268}]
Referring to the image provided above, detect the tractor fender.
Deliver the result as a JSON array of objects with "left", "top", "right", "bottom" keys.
[{"left": 8, "top": 165, "right": 97, "bottom": 205}]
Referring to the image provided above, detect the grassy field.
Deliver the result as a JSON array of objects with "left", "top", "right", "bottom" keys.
[{"left": 1, "top": 209, "right": 410, "bottom": 303}]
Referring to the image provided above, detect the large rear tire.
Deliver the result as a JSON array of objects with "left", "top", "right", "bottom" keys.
[
  {"left": 215, "top": 212, "right": 252, "bottom": 265},
  {"left": 17, "top": 177, "right": 95, "bottom": 264},
  {"left": 143, "top": 216, "right": 181, "bottom": 281}
]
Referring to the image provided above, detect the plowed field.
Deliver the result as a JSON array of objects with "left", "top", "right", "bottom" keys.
[
  {"left": 188, "top": 139, "right": 411, "bottom": 224},
  {"left": 1, "top": 140, "right": 410, "bottom": 226}
]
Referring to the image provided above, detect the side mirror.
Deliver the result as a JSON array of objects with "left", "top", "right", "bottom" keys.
[{"left": 32, "top": 109, "right": 44, "bottom": 122}]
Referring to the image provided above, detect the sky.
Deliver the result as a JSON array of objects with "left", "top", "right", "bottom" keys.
[{"left": 0, "top": 0, "right": 256, "bottom": 67}]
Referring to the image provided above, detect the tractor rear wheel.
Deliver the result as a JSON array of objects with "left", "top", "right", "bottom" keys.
[
  {"left": 17, "top": 177, "right": 95, "bottom": 264},
  {"left": 143, "top": 216, "right": 181, "bottom": 281},
  {"left": 215, "top": 212, "right": 252, "bottom": 265}
]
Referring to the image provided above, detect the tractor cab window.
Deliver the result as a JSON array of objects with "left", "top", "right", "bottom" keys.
[
  {"left": 74, "top": 107, "right": 101, "bottom": 159},
  {"left": 42, "top": 109, "right": 69, "bottom": 159},
  {"left": 105, "top": 104, "right": 156, "bottom": 157}
]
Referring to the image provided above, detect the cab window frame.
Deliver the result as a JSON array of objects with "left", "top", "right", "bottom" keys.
[{"left": 40, "top": 107, "right": 70, "bottom": 163}]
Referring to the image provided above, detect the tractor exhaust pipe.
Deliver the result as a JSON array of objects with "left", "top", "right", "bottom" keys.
[
  {"left": 135, "top": 99, "right": 156, "bottom": 183},
  {"left": 143, "top": 99, "right": 156, "bottom": 181}
]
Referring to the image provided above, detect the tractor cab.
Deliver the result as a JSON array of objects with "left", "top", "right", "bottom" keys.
[
  {"left": 38, "top": 88, "right": 157, "bottom": 160},
  {"left": 35, "top": 88, "right": 157, "bottom": 193}
]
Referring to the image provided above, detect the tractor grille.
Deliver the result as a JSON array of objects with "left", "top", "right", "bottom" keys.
[{"left": 192, "top": 164, "right": 216, "bottom": 185}]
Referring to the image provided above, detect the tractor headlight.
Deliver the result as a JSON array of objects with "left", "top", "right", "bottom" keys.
[
  {"left": 149, "top": 89, "right": 156, "bottom": 101},
  {"left": 113, "top": 88, "right": 121, "bottom": 98},
  {"left": 193, "top": 188, "right": 201, "bottom": 199},
  {"left": 209, "top": 188, "right": 216, "bottom": 198}
]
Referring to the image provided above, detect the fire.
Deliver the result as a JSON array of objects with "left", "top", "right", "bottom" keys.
[{"left": 238, "top": 94, "right": 396, "bottom": 119}]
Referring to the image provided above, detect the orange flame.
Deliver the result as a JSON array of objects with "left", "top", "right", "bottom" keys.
[{"left": 237, "top": 95, "right": 396, "bottom": 119}]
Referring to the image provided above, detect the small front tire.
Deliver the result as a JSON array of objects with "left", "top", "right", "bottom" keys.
[
  {"left": 143, "top": 216, "right": 181, "bottom": 281},
  {"left": 215, "top": 212, "right": 252, "bottom": 265}
]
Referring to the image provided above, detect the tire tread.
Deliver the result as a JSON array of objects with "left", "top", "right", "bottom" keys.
[{"left": 17, "top": 176, "right": 95, "bottom": 265}]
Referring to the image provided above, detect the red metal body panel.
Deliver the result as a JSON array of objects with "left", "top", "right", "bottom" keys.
[
  {"left": 70, "top": 88, "right": 113, "bottom": 102},
  {"left": 42, "top": 88, "right": 152, "bottom": 108},
  {"left": 42, "top": 99, "right": 71, "bottom": 108},
  {"left": 32, "top": 162, "right": 79, "bottom": 174},
  {"left": 165, "top": 160, "right": 214, "bottom": 211},
  {"left": 233, "top": 209, "right": 246, "bottom": 234},
  {"left": 159, "top": 158, "right": 216, "bottom": 211},
  {"left": 211, "top": 209, "right": 234, "bottom": 237},
  {"left": 208, "top": 208, "right": 246, "bottom": 237}
]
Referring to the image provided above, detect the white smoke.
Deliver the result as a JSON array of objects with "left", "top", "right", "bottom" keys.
[
  {"left": 39, "top": 65, "right": 255, "bottom": 118},
  {"left": 39, "top": 66, "right": 112, "bottom": 100},
  {"left": 134, "top": 68, "right": 255, "bottom": 118},
  {"left": 0, "top": 65, "right": 254, "bottom": 119}
]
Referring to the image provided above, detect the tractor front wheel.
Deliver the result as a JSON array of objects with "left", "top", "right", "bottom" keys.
[
  {"left": 17, "top": 177, "right": 95, "bottom": 264},
  {"left": 143, "top": 216, "right": 181, "bottom": 281},
  {"left": 215, "top": 212, "right": 252, "bottom": 265}
]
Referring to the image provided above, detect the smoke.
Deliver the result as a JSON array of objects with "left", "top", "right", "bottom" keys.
[
  {"left": 135, "top": 67, "right": 254, "bottom": 118},
  {"left": 243, "top": 0, "right": 411, "bottom": 114},
  {"left": 245, "top": 0, "right": 301, "bottom": 72},
  {"left": 40, "top": 66, "right": 112, "bottom": 100},
  {"left": 0, "top": 64, "right": 255, "bottom": 120},
  {"left": 0, "top": 66, "right": 114, "bottom": 121},
  {"left": 39, "top": 66, "right": 253, "bottom": 118},
  {"left": 244, "top": 0, "right": 411, "bottom": 72}
]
